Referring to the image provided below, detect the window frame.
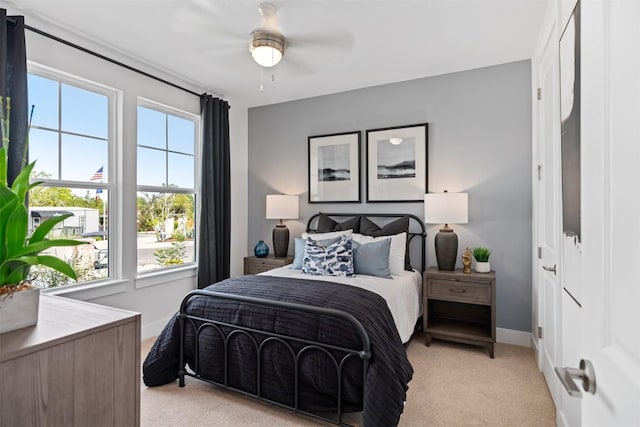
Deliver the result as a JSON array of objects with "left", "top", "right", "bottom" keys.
[
  {"left": 135, "top": 97, "right": 200, "bottom": 277},
  {"left": 27, "top": 63, "right": 121, "bottom": 290}
]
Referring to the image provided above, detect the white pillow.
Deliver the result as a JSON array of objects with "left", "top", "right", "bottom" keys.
[
  {"left": 302, "top": 229, "right": 353, "bottom": 240},
  {"left": 352, "top": 232, "right": 406, "bottom": 276}
]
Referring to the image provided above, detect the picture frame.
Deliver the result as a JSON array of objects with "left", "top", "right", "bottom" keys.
[
  {"left": 366, "top": 123, "right": 428, "bottom": 202},
  {"left": 308, "top": 131, "right": 361, "bottom": 203}
]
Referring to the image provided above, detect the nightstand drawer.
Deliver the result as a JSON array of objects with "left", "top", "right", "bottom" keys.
[
  {"left": 244, "top": 255, "right": 294, "bottom": 275},
  {"left": 245, "top": 261, "right": 277, "bottom": 274},
  {"left": 428, "top": 278, "right": 491, "bottom": 304}
]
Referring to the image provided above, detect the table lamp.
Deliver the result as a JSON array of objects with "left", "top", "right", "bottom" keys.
[
  {"left": 424, "top": 191, "right": 468, "bottom": 270},
  {"left": 266, "top": 194, "right": 299, "bottom": 257}
]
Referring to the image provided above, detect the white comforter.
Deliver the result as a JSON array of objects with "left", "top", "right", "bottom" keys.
[{"left": 261, "top": 266, "right": 422, "bottom": 343}]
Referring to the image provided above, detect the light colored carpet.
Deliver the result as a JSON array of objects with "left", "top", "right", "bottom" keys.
[{"left": 140, "top": 332, "right": 555, "bottom": 426}]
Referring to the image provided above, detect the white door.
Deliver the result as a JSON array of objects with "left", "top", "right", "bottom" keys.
[
  {"left": 535, "top": 20, "right": 563, "bottom": 409},
  {"left": 556, "top": 0, "right": 640, "bottom": 424}
]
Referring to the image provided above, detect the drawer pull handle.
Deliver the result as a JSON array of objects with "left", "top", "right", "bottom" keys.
[{"left": 449, "top": 288, "right": 467, "bottom": 293}]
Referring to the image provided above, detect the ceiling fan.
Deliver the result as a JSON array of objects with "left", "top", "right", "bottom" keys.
[
  {"left": 249, "top": 3, "right": 285, "bottom": 68},
  {"left": 171, "top": 1, "right": 355, "bottom": 77}
]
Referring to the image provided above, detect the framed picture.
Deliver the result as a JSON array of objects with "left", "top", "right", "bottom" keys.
[
  {"left": 308, "top": 131, "right": 361, "bottom": 203},
  {"left": 366, "top": 123, "right": 428, "bottom": 202}
]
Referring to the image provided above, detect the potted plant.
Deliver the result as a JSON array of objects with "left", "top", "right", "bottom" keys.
[
  {"left": 472, "top": 246, "right": 492, "bottom": 273},
  {"left": 0, "top": 96, "right": 84, "bottom": 334}
]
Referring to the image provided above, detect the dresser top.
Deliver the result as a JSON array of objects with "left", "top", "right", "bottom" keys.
[{"left": 0, "top": 295, "right": 140, "bottom": 362}]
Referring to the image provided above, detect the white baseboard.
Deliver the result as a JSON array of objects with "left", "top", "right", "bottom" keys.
[
  {"left": 141, "top": 316, "right": 173, "bottom": 341},
  {"left": 531, "top": 334, "right": 539, "bottom": 352},
  {"left": 496, "top": 327, "right": 533, "bottom": 347}
]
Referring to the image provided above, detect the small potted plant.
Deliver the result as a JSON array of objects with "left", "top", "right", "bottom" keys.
[
  {"left": 472, "top": 247, "right": 492, "bottom": 273},
  {"left": 0, "top": 96, "right": 84, "bottom": 334}
]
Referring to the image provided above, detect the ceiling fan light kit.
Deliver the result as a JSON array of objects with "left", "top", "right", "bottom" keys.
[{"left": 250, "top": 28, "right": 285, "bottom": 67}]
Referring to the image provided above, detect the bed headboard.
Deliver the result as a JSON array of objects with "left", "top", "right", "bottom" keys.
[{"left": 306, "top": 213, "right": 427, "bottom": 274}]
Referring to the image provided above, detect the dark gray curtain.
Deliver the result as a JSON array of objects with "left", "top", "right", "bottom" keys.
[
  {"left": 198, "top": 95, "right": 231, "bottom": 288},
  {"left": 0, "top": 9, "right": 28, "bottom": 186}
]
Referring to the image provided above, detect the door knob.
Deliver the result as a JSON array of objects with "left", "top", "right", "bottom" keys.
[
  {"left": 555, "top": 359, "right": 597, "bottom": 397},
  {"left": 543, "top": 264, "right": 557, "bottom": 275}
]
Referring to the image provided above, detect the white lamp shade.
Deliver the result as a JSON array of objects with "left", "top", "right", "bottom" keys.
[
  {"left": 424, "top": 192, "right": 468, "bottom": 224},
  {"left": 266, "top": 194, "right": 299, "bottom": 220},
  {"left": 251, "top": 46, "right": 282, "bottom": 67}
]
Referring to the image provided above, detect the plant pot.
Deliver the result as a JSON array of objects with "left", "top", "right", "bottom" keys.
[
  {"left": 475, "top": 261, "right": 491, "bottom": 273},
  {"left": 0, "top": 287, "right": 40, "bottom": 334}
]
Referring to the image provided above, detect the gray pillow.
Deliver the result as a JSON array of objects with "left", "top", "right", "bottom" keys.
[
  {"left": 353, "top": 238, "right": 392, "bottom": 279},
  {"left": 360, "top": 216, "right": 412, "bottom": 271},
  {"left": 291, "top": 236, "right": 340, "bottom": 269},
  {"left": 317, "top": 213, "right": 361, "bottom": 233}
]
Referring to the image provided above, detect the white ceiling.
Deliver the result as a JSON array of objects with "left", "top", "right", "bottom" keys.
[{"left": 4, "top": 0, "right": 547, "bottom": 107}]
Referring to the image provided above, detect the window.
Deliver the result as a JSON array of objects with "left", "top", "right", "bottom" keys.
[
  {"left": 26, "top": 72, "right": 114, "bottom": 288},
  {"left": 136, "top": 103, "right": 197, "bottom": 273}
]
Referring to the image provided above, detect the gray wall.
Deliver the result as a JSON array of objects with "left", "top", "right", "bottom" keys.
[{"left": 248, "top": 60, "right": 533, "bottom": 333}]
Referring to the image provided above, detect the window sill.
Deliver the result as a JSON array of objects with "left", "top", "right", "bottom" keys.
[
  {"left": 135, "top": 264, "right": 198, "bottom": 289},
  {"left": 42, "top": 279, "right": 129, "bottom": 300}
]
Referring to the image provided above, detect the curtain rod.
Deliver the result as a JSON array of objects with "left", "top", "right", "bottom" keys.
[{"left": 7, "top": 15, "right": 204, "bottom": 98}]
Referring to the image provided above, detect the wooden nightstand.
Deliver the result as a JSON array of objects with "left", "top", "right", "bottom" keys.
[
  {"left": 244, "top": 255, "right": 294, "bottom": 274},
  {"left": 423, "top": 267, "right": 496, "bottom": 358}
]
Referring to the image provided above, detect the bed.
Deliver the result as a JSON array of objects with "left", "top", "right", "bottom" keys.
[{"left": 143, "top": 213, "right": 426, "bottom": 427}]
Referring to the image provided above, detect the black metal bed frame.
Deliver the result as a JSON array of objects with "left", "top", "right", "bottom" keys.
[
  {"left": 179, "top": 291, "right": 370, "bottom": 426},
  {"left": 306, "top": 213, "right": 427, "bottom": 274},
  {"left": 178, "top": 213, "right": 426, "bottom": 426}
]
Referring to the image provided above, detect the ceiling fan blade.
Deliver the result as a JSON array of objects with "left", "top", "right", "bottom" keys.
[
  {"left": 277, "top": 55, "right": 318, "bottom": 76},
  {"left": 285, "top": 29, "right": 355, "bottom": 64},
  {"left": 170, "top": 0, "right": 259, "bottom": 40},
  {"left": 286, "top": 30, "right": 355, "bottom": 52},
  {"left": 171, "top": 8, "right": 247, "bottom": 40}
]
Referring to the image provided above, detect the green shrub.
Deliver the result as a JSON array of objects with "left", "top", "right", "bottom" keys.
[
  {"left": 154, "top": 242, "right": 187, "bottom": 266},
  {"left": 472, "top": 247, "right": 492, "bottom": 262}
]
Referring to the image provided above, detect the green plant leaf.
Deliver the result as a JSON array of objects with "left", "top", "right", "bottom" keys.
[
  {"left": 0, "top": 255, "right": 77, "bottom": 281},
  {"left": 5, "top": 203, "right": 28, "bottom": 257},
  {"left": 31, "top": 255, "right": 78, "bottom": 280},
  {"left": 472, "top": 246, "right": 492, "bottom": 262},
  {"left": 28, "top": 180, "right": 44, "bottom": 191},
  {"left": 4, "top": 263, "right": 29, "bottom": 284},
  {"left": 11, "top": 161, "right": 36, "bottom": 202},
  {"left": 0, "top": 146, "right": 7, "bottom": 184},
  {"left": 0, "top": 183, "right": 14, "bottom": 206},
  {"left": 0, "top": 197, "right": 19, "bottom": 263},
  {"left": 29, "top": 213, "right": 75, "bottom": 244},
  {"left": 12, "top": 239, "right": 86, "bottom": 259}
]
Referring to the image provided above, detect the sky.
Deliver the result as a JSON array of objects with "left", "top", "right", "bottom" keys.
[
  {"left": 377, "top": 137, "right": 416, "bottom": 166},
  {"left": 27, "top": 73, "right": 195, "bottom": 189}
]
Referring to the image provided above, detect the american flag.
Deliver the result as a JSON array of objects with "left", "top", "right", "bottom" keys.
[{"left": 90, "top": 166, "right": 103, "bottom": 182}]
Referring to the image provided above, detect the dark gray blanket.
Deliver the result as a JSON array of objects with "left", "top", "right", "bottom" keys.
[{"left": 143, "top": 275, "right": 413, "bottom": 427}]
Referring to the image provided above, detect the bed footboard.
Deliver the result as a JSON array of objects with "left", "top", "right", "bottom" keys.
[{"left": 178, "top": 290, "right": 371, "bottom": 426}]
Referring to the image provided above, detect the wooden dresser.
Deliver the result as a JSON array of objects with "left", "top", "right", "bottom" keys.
[{"left": 0, "top": 294, "right": 141, "bottom": 426}]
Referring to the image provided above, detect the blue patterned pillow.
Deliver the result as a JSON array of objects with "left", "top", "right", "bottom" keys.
[
  {"left": 291, "top": 236, "right": 341, "bottom": 270},
  {"left": 302, "top": 235, "right": 354, "bottom": 276}
]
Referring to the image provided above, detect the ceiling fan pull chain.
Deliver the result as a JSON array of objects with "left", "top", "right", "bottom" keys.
[{"left": 260, "top": 68, "right": 264, "bottom": 92}]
